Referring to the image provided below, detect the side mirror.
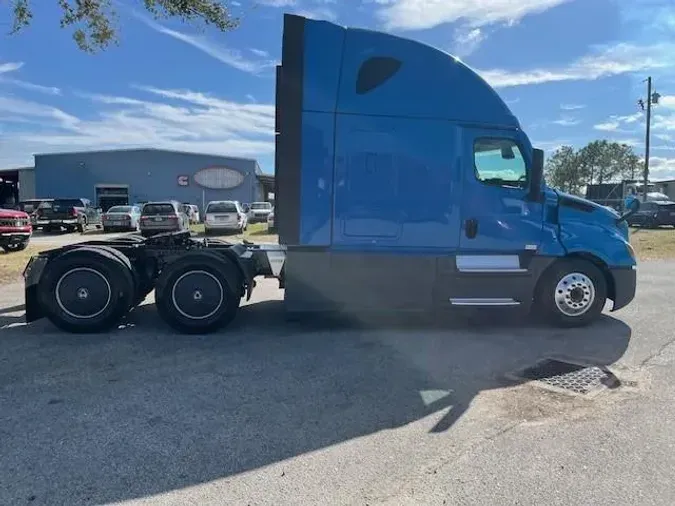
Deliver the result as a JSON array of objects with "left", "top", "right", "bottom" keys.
[
  {"left": 501, "top": 145, "right": 515, "bottom": 159},
  {"left": 617, "top": 198, "right": 640, "bottom": 224},
  {"left": 528, "top": 148, "right": 544, "bottom": 201}
]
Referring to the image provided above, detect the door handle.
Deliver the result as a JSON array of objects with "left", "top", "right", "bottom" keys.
[{"left": 465, "top": 218, "right": 478, "bottom": 239}]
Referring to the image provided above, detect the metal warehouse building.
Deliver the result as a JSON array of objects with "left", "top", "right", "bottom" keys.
[{"left": 33, "top": 148, "right": 274, "bottom": 211}]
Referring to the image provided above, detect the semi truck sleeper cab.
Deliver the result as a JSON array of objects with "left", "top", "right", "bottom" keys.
[{"left": 22, "top": 14, "right": 638, "bottom": 334}]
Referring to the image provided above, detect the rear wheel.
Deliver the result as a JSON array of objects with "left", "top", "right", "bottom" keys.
[
  {"left": 535, "top": 258, "right": 607, "bottom": 327},
  {"left": 37, "top": 247, "right": 135, "bottom": 333},
  {"left": 155, "top": 252, "right": 243, "bottom": 334}
]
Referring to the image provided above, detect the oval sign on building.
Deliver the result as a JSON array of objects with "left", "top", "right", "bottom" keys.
[{"left": 194, "top": 167, "right": 245, "bottom": 189}]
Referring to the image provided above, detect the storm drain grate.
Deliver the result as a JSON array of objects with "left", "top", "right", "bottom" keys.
[{"left": 511, "top": 358, "right": 620, "bottom": 396}]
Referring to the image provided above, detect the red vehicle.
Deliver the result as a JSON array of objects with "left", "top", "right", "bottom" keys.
[{"left": 0, "top": 208, "right": 32, "bottom": 252}]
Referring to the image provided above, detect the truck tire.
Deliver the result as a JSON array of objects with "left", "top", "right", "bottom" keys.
[
  {"left": 37, "top": 247, "right": 135, "bottom": 333},
  {"left": 535, "top": 258, "right": 607, "bottom": 328},
  {"left": 155, "top": 252, "right": 243, "bottom": 334}
]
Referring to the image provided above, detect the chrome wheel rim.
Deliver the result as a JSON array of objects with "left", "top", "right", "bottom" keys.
[{"left": 554, "top": 272, "right": 595, "bottom": 317}]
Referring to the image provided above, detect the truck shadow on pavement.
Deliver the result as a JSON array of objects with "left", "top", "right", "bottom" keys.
[{"left": 0, "top": 300, "right": 631, "bottom": 505}]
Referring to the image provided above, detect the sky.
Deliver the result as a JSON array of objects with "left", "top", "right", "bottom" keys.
[{"left": 1, "top": 0, "right": 675, "bottom": 179}]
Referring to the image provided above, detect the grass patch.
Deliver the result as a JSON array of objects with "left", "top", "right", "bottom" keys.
[
  {"left": 190, "top": 222, "right": 278, "bottom": 243},
  {"left": 630, "top": 227, "right": 675, "bottom": 260},
  {"left": 0, "top": 244, "right": 54, "bottom": 285}
]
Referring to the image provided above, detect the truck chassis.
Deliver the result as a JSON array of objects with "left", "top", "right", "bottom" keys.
[{"left": 23, "top": 231, "right": 286, "bottom": 334}]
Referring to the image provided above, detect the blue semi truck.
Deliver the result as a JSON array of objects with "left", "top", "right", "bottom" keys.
[{"left": 22, "top": 14, "right": 639, "bottom": 334}]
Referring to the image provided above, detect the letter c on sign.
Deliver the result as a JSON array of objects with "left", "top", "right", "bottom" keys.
[{"left": 177, "top": 175, "right": 189, "bottom": 187}]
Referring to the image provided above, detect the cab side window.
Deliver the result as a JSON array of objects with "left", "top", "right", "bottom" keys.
[{"left": 474, "top": 138, "right": 527, "bottom": 188}]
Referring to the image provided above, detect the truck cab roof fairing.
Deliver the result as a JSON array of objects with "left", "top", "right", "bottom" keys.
[{"left": 293, "top": 15, "right": 519, "bottom": 127}]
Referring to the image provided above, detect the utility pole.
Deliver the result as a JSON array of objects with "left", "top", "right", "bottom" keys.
[
  {"left": 638, "top": 77, "right": 660, "bottom": 201},
  {"left": 643, "top": 77, "right": 652, "bottom": 202}
]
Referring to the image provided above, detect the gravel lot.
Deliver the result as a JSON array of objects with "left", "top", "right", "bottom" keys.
[{"left": 1, "top": 261, "right": 674, "bottom": 505}]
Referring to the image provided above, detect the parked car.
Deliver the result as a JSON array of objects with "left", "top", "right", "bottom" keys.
[
  {"left": 17, "top": 199, "right": 53, "bottom": 229},
  {"left": 102, "top": 205, "right": 142, "bottom": 232},
  {"left": 139, "top": 201, "right": 190, "bottom": 237},
  {"left": 627, "top": 200, "right": 675, "bottom": 228},
  {"left": 247, "top": 201, "right": 273, "bottom": 223},
  {"left": 267, "top": 208, "right": 276, "bottom": 232},
  {"left": 35, "top": 198, "right": 103, "bottom": 233},
  {"left": 204, "top": 200, "right": 248, "bottom": 235},
  {"left": 0, "top": 208, "right": 32, "bottom": 252}
]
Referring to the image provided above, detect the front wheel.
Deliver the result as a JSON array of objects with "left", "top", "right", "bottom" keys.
[{"left": 535, "top": 259, "right": 607, "bottom": 328}]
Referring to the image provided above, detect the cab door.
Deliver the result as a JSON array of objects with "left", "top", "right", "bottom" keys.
[{"left": 457, "top": 128, "right": 545, "bottom": 271}]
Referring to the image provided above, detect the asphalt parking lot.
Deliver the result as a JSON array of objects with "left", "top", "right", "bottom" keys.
[{"left": 1, "top": 261, "right": 674, "bottom": 505}]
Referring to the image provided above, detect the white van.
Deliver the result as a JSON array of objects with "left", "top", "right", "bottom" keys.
[{"left": 204, "top": 200, "right": 248, "bottom": 235}]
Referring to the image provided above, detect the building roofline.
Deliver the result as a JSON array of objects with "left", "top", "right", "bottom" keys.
[
  {"left": 0, "top": 166, "right": 34, "bottom": 173},
  {"left": 34, "top": 147, "right": 259, "bottom": 163}
]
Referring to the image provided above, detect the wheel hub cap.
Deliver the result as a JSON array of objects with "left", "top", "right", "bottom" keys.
[
  {"left": 171, "top": 270, "right": 224, "bottom": 320},
  {"left": 55, "top": 268, "right": 112, "bottom": 319},
  {"left": 554, "top": 272, "right": 596, "bottom": 317}
]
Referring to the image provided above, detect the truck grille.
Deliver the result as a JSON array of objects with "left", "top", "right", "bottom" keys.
[{"left": 0, "top": 219, "right": 28, "bottom": 227}]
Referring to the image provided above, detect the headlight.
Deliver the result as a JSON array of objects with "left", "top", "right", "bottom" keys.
[{"left": 626, "top": 241, "right": 636, "bottom": 260}]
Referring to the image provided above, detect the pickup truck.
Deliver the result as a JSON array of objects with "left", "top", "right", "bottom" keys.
[
  {"left": 0, "top": 208, "right": 32, "bottom": 252},
  {"left": 35, "top": 198, "right": 103, "bottom": 233}
]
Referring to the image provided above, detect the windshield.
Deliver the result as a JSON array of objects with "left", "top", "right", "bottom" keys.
[
  {"left": 207, "top": 202, "right": 238, "bottom": 213},
  {"left": 251, "top": 202, "right": 272, "bottom": 210},
  {"left": 108, "top": 206, "right": 132, "bottom": 213},
  {"left": 142, "top": 204, "right": 175, "bottom": 215}
]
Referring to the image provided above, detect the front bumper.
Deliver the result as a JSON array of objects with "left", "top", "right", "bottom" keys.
[
  {"left": 205, "top": 222, "right": 243, "bottom": 231},
  {"left": 36, "top": 219, "right": 79, "bottom": 226},
  {"left": 248, "top": 214, "right": 270, "bottom": 223},
  {"left": 610, "top": 266, "right": 637, "bottom": 311},
  {"left": 0, "top": 231, "right": 31, "bottom": 246}
]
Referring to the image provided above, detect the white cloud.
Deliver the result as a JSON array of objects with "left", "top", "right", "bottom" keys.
[
  {"left": 0, "top": 78, "right": 61, "bottom": 95},
  {"left": 452, "top": 27, "right": 485, "bottom": 57},
  {"left": 256, "top": 0, "right": 297, "bottom": 5},
  {"left": 137, "top": 16, "right": 277, "bottom": 74},
  {"left": 292, "top": 6, "right": 338, "bottom": 21},
  {"left": 376, "top": 0, "right": 571, "bottom": 31},
  {"left": 560, "top": 104, "right": 586, "bottom": 110},
  {"left": 533, "top": 139, "right": 571, "bottom": 153},
  {"left": 660, "top": 95, "right": 675, "bottom": 108},
  {"left": 0, "top": 62, "right": 24, "bottom": 74},
  {"left": 553, "top": 116, "right": 581, "bottom": 127},
  {"left": 649, "top": 156, "right": 675, "bottom": 180},
  {"left": 594, "top": 112, "right": 644, "bottom": 132},
  {"left": 479, "top": 42, "right": 675, "bottom": 88},
  {"left": 653, "top": 114, "right": 675, "bottom": 131},
  {"left": 249, "top": 48, "right": 270, "bottom": 58},
  {"left": 594, "top": 120, "right": 621, "bottom": 132},
  {"left": 0, "top": 86, "right": 275, "bottom": 167}
]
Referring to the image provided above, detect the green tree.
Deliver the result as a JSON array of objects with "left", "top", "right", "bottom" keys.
[
  {"left": 545, "top": 145, "right": 586, "bottom": 195},
  {"left": 577, "top": 140, "right": 641, "bottom": 184},
  {"left": 545, "top": 141, "right": 643, "bottom": 195},
  {"left": 9, "top": 0, "right": 238, "bottom": 52}
]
